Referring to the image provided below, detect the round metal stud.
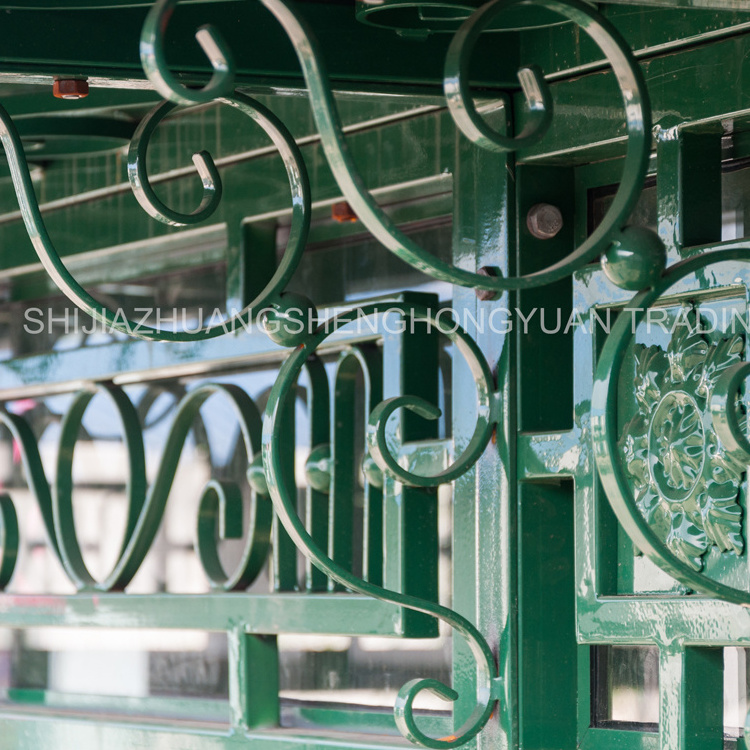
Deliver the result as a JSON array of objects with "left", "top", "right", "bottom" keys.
[{"left": 601, "top": 226, "right": 666, "bottom": 291}]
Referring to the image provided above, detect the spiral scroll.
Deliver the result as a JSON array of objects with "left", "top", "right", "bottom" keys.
[
  {"left": 141, "top": 0, "right": 236, "bottom": 106},
  {"left": 262, "top": 302, "right": 500, "bottom": 748},
  {"left": 138, "top": 0, "right": 662, "bottom": 293},
  {"left": 0, "top": 383, "right": 271, "bottom": 592},
  {"left": 0, "top": 88, "right": 310, "bottom": 341},
  {"left": 128, "top": 99, "right": 224, "bottom": 227}
]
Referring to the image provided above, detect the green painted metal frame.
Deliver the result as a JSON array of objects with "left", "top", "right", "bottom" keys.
[
  {"left": 4, "top": 1, "right": 750, "bottom": 750},
  {"left": 0, "top": 3, "right": 514, "bottom": 737},
  {"left": 517, "top": 122, "right": 750, "bottom": 750}
]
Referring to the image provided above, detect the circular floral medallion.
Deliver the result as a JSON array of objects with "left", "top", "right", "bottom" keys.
[{"left": 619, "top": 305, "right": 747, "bottom": 570}]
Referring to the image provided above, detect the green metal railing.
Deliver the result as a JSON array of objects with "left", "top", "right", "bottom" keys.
[
  {"left": 0, "top": 1, "right": 661, "bottom": 748},
  {"left": 4, "top": 0, "right": 750, "bottom": 749}
]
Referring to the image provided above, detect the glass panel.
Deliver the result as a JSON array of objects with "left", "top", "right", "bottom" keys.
[
  {"left": 722, "top": 164, "right": 750, "bottom": 242},
  {"left": 278, "top": 633, "right": 450, "bottom": 713},
  {"left": 589, "top": 160, "right": 750, "bottom": 242},
  {"left": 597, "top": 646, "right": 750, "bottom": 735},
  {"left": 277, "top": 484, "right": 453, "bottom": 714},
  {"left": 284, "top": 216, "right": 453, "bottom": 306},
  {"left": 0, "top": 628, "right": 229, "bottom": 723},
  {"left": 589, "top": 181, "right": 657, "bottom": 237},
  {"left": 724, "top": 647, "right": 750, "bottom": 736},
  {"left": 592, "top": 645, "right": 659, "bottom": 729}
]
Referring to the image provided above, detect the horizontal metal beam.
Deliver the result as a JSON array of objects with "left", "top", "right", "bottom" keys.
[
  {"left": 517, "top": 29, "right": 750, "bottom": 163},
  {"left": 0, "top": 715, "right": 407, "bottom": 750},
  {"left": 0, "top": 1, "right": 520, "bottom": 90},
  {"left": 0, "top": 591, "right": 416, "bottom": 633}
]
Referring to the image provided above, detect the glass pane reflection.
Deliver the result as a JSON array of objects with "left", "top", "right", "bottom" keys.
[{"left": 593, "top": 645, "right": 659, "bottom": 728}]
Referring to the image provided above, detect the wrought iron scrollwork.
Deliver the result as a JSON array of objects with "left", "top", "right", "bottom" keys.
[
  {"left": 445, "top": 0, "right": 664, "bottom": 292},
  {"left": 0, "top": 306, "right": 502, "bottom": 747},
  {"left": 0, "top": 0, "right": 671, "bottom": 746},
  {"left": 591, "top": 249, "right": 750, "bottom": 743},
  {"left": 134, "top": 0, "right": 661, "bottom": 295},
  {"left": 0, "top": 0, "right": 663, "bottom": 306},
  {"left": 268, "top": 0, "right": 663, "bottom": 292},
  {"left": 592, "top": 248, "right": 750, "bottom": 605},
  {"left": 141, "top": 0, "right": 236, "bottom": 106},
  {"left": 0, "top": 383, "right": 272, "bottom": 592},
  {"left": 263, "top": 302, "right": 501, "bottom": 748},
  {"left": 0, "top": 0, "right": 663, "bottom": 315},
  {"left": 0, "top": 86, "right": 311, "bottom": 341}
]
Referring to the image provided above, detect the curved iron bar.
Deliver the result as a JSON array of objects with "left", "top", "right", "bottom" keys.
[
  {"left": 197, "top": 477, "right": 273, "bottom": 591},
  {"left": 710, "top": 361, "right": 750, "bottom": 462},
  {"left": 0, "top": 92, "right": 310, "bottom": 341},
  {"left": 139, "top": 0, "right": 657, "bottom": 292},
  {"left": 0, "top": 493, "right": 17, "bottom": 590},
  {"left": 53, "top": 384, "right": 148, "bottom": 590},
  {"left": 592, "top": 246, "right": 750, "bottom": 605},
  {"left": 0, "top": 410, "right": 64, "bottom": 566},
  {"left": 0, "top": 383, "right": 270, "bottom": 592},
  {"left": 263, "top": 303, "right": 499, "bottom": 748},
  {"left": 128, "top": 98, "right": 223, "bottom": 226},
  {"left": 141, "top": 0, "right": 236, "bottom": 105},
  {"left": 446, "top": 57, "right": 552, "bottom": 153}
]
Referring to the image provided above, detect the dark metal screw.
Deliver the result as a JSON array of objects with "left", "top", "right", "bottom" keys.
[{"left": 526, "top": 203, "right": 563, "bottom": 239}]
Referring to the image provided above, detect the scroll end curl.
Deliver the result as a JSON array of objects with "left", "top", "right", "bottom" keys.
[
  {"left": 367, "top": 396, "right": 444, "bottom": 488},
  {"left": 395, "top": 677, "right": 494, "bottom": 750},
  {"left": 444, "top": 0, "right": 553, "bottom": 153},
  {"left": 128, "top": 102, "right": 223, "bottom": 227},
  {"left": 140, "top": 0, "right": 235, "bottom": 106}
]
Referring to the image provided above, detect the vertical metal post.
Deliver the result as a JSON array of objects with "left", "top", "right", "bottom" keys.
[
  {"left": 657, "top": 131, "right": 722, "bottom": 257},
  {"left": 659, "top": 644, "right": 723, "bottom": 750},
  {"left": 228, "top": 628, "right": 280, "bottom": 731},
  {"left": 451, "top": 100, "right": 515, "bottom": 750},
  {"left": 382, "top": 292, "right": 440, "bottom": 637}
]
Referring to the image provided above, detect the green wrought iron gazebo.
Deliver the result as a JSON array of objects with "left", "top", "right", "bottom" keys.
[{"left": 0, "top": 0, "right": 745, "bottom": 749}]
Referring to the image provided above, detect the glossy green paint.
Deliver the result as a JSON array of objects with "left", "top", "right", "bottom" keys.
[
  {"left": 0, "top": 96, "right": 455, "bottom": 279},
  {"left": 519, "top": 133, "right": 750, "bottom": 750},
  {"left": 331, "top": 346, "right": 382, "bottom": 586},
  {"left": 261, "top": 300, "right": 499, "bottom": 748},
  {"left": 5, "top": 2, "right": 750, "bottom": 750},
  {"left": 0, "top": 88, "right": 313, "bottom": 341}
]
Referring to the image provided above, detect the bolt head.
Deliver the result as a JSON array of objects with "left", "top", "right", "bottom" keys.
[
  {"left": 53, "top": 79, "right": 89, "bottom": 100},
  {"left": 526, "top": 203, "right": 563, "bottom": 240},
  {"left": 475, "top": 266, "right": 499, "bottom": 302},
  {"left": 331, "top": 201, "right": 357, "bottom": 223}
]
